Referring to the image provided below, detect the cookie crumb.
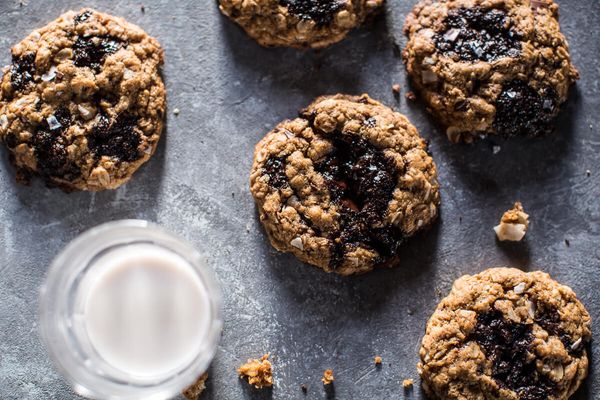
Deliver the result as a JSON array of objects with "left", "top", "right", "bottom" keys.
[
  {"left": 140, "top": 4, "right": 145, "bottom": 13},
  {"left": 565, "top": 238, "right": 570, "bottom": 247},
  {"left": 182, "top": 372, "right": 208, "bottom": 400},
  {"left": 405, "top": 91, "right": 416, "bottom": 101},
  {"left": 492, "top": 145, "right": 501, "bottom": 154},
  {"left": 392, "top": 84, "right": 401, "bottom": 96},
  {"left": 586, "top": 169, "right": 591, "bottom": 177},
  {"left": 374, "top": 356, "right": 382, "bottom": 365},
  {"left": 238, "top": 354, "right": 273, "bottom": 389},
  {"left": 322, "top": 369, "right": 334, "bottom": 385},
  {"left": 403, "top": 378, "right": 414, "bottom": 388},
  {"left": 301, "top": 384, "right": 308, "bottom": 394},
  {"left": 173, "top": 108, "right": 180, "bottom": 116},
  {"left": 494, "top": 202, "right": 529, "bottom": 242}
]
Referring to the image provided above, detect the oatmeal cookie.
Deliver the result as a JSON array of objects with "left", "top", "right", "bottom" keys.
[
  {"left": 403, "top": 0, "right": 578, "bottom": 142},
  {"left": 419, "top": 267, "right": 591, "bottom": 400},
  {"left": 218, "top": 0, "right": 384, "bottom": 49},
  {"left": 0, "top": 8, "right": 166, "bottom": 191},
  {"left": 250, "top": 94, "right": 440, "bottom": 275}
]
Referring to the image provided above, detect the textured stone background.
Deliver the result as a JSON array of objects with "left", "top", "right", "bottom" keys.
[{"left": 0, "top": 1, "right": 598, "bottom": 399}]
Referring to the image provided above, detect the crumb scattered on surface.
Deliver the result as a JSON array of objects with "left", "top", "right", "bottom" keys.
[
  {"left": 494, "top": 202, "right": 529, "bottom": 242},
  {"left": 392, "top": 84, "right": 401, "bottom": 96},
  {"left": 140, "top": 4, "right": 145, "bottom": 12},
  {"left": 182, "top": 373, "right": 208, "bottom": 400},
  {"left": 322, "top": 369, "right": 334, "bottom": 385},
  {"left": 565, "top": 238, "right": 570, "bottom": 247},
  {"left": 238, "top": 354, "right": 273, "bottom": 389},
  {"left": 586, "top": 169, "right": 591, "bottom": 177},
  {"left": 301, "top": 384, "right": 308, "bottom": 394},
  {"left": 405, "top": 91, "right": 416, "bottom": 101},
  {"left": 173, "top": 108, "right": 180, "bottom": 116},
  {"left": 403, "top": 378, "right": 414, "bottom": 388},
  {"left": 492, "top": 145, "right": 501, "bottom": 154},
  {"left": 374, "top": 356, "right": 382, "bottom": 365}
]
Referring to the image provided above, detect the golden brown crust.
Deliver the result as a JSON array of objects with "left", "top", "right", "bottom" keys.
[
  {"left": 250, "top": 94, "right": 440, "bottom": 275},
  {"left": 218, "top": 0, "right": 384, "bottom": 49},
  {"left": 0, "top": 8, "right": 165, "bottom": 191},
  {"left": 402, "top": 0, "right": 578, "bottom": 142},
  {"left": 419, "top": 267, "right": 591, "bottom": 400}
]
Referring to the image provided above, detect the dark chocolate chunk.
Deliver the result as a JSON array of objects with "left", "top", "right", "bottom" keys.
[
  {"left": 435, "top": 7, "right": 521, "bottom": 62},
  {"left": 87, "top": 113, "right": 141, "bottom": 162},
  {"left": 73, "top": 35, "right": 123, "bottom": 72},
  {"left": 263, "top": 157, "right": 289, "bottom": 189},
  {"left": 315, "top": 133, "right": 402, "bottom": 268},
  {"left": 472, "top": 310, "right": 556, "bottom": 400},
  {"left": 279, "top": 0, "right": 344, "bottom": 26},
  {"left": 494, "top": 80, "right": 557, "bottom": 137},
  {"left": 32, "top": 107, "right": 78, "bottom": 177},
  {"left": 10, "top": 52, "right": 36, "bottom": 92},
  {"left": 74, "top": 10, "right": 93, "bottom": 24}
]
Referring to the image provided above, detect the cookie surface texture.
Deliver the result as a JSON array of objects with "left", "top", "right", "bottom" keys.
[
  {"left": 403, "top": 0, "right": 578, "bottom": 142},
  {"left": 0, "top": 8, "right": 166, "bottom": 191},
  {"left": 250, "top": 94, "right": 440, "bottom": 275},
  {"left": 419, "top": 267, "right": 591, "bottom": 400},
  {"left": 219, "top": 0, "right": 384, "bottom": 49}
]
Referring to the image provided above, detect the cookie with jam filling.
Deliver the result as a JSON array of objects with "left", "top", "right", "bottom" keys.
[
  {"left": 218, "top": 0, "right": 384, "bottom": 49},
  {"left": 419, "top": 267, "right": 591, "bottom": 400},
  {"left": 403, "top": 0, "right": 578, "bottom": 142},
  {"left": 250, "top": 94, "right": 440, "bottom": 275},
  {"left": 0, "top": 9, "right": 165, "bottom": 191}
]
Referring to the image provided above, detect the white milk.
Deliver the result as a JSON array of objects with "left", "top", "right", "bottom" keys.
[{"left": 81, "top": 243, "right": 210, "bottom": 378}]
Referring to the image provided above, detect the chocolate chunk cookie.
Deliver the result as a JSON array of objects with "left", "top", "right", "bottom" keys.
[
  {"left": 250, "top": 94, "right": 440, "bottom": 275},
  {"left": 218, "top": 0, "right": 384, "bottom": 49},
  {"left": 419, "top": 267, "right": 591, "bottom": 400},
  {"left": 403, "top": 0, "right": 578, "bottom": 142},
  {"left": 0, "top": 9, "right": 165, "bottom": 191}
]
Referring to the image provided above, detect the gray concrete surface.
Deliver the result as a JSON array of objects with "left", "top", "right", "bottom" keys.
[{"left": 0, "top": 0, "right": 598, "bottom": 399}]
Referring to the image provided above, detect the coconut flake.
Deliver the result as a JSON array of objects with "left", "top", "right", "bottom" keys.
[
  {"left": 41, "top": 66, "right": 57, "bottom": 82},
  {"left": 290, "top": 237, "right": 304, "bottom": 250},
  {"left": 571, "top": 338, "right": 583, "bottom": 351},
  {"left": 123, "top": 68, "right": 135, "bottom": 80},
  {"left": 493, "top": 145, "right": 501, "bottom": 155},
  {"left": 527, "top": 300, "right": 536, "bottom": 318},
  {"left": 513, "top": 282, "right": 526, "bottom": 294},
  {"left": 422, "top": 57, "right": 435, "bottom": 65},
  {"left": 494, "top": 223, "right": 527, "bottom": 241},
  {"left": 77, "top": 104, "right": 93, "bottom": 120},
  {"left": 46, "top": 115, "right": 62, "bottom": 130},
  {"left": 0, "top": 115, "right": 8, "bottom": 129}
]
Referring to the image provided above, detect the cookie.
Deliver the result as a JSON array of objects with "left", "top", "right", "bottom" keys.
[
  {"left": 0, "top": 9, "right": 166, "bottom": 191},
  {"left": 403, "top": 0, "right": 578, "bottom": 142},
  {"left": 218, "top": 0, "right": 384, "bottom": 49},
  {"left": 250, "top": 94, "right": 440, "bottom": 275},
  {"left": 419, "top": 267, "right": 591, "bottom": 400}
]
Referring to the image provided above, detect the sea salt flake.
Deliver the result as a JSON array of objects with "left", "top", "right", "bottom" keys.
[
  {"left": 513, "top": 282, "right": 526, "bottom": 294},
  {"left": 47, "top": 115, "right": 62, "bottom": 130},
  {"left": 290, "top": 237, "right": 303, "bottom": 250},
  {"left": 41, "top": 66, "right": 57, "bottom": 81},
  {"left": 443, "top": 28, "right": 460, "bottom": 42}
]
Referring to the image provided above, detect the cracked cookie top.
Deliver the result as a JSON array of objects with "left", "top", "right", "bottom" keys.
[
  {"left": 250, "top": 94, "right": 440, "bottom": 275},
  {"left": 419, "top": 267, "right": 591, "bottom": 400},
  {"left": 0, "top": 8, "right": 165, "bottom": 191},
  {"left": 402, "top": 0, "right": 578, "bottom": 142},
  {"left": 218, "top": 0, "right": 384, "bottom": 49}
]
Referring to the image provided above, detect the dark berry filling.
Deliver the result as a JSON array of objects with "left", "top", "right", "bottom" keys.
[
  {"left": 87, "top": 113, "right": 141, "bottom": 162},
  {"left": 435, "top": 7, "right": 521, "bottom": 62},
  {"left": 263, "top": 157, "right": 288, "bottom": 189},
  {"left": 10, "top": 52, "right": 36, "bottom": 92},
  {"left": 494, "top": 80, "right": 557, "bottom": 137},
  {"left": 279, "top": 0, "right": 344, "bottom": 26},
  {"left": 472, "top": 310, "right": 556, "bottom": 400},
  {"left": 32, "top": 107, "right": 79, "bottom": 177},
  {"left": 535, "top": 305, "right": 586, "bottom": 357},
  {"left": 73, "top": 35, "right": 123, "bottom": 72},
  {"left": 315, "top": 133, "right": 402, "bottom": 269},
  {"left": 74, "top": 10, "right": 93, "bottom": 24}
]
